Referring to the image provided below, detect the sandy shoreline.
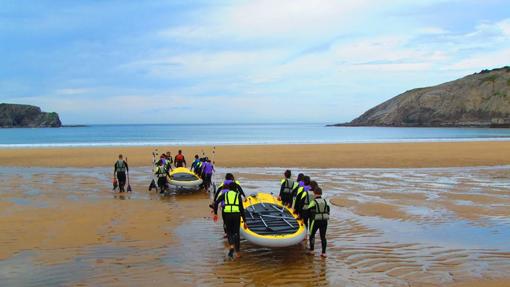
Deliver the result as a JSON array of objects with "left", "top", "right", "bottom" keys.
[
  {"left": 1, "top": 141, "right": 510, "bottom": 168},
  {"left": 1, "top": 163, "right": 510, "bottom": 285},
  {"left": 1, "top": 142, "right": 510, "bottom": 286}
]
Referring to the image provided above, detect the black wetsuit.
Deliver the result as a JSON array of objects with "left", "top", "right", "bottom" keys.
[
  {"left": 164, "top": 158, "right": 173, "bottom": 173},
  {"left": 279, "top": 178, "right": 295, "bottom": 206},
  {"left": 294, "top": 186, "right": 311, "bottom": 229},
  {"left": 214, "top": 183, "right": 245, "bottom": 234},
  {"left": 309, "top": 197, "right": 330, "bottom": 254},
  {"left": 155, "top": 165, "right": 169, "bottom": 193},
  {"left": 114, "top": 160, "right": 129, "bottom": 192},
  {"left": 190, "top": 159, "right": 200, "bottom": 173},
  {"left": 291, "top": 181, "right": 303, "bottom": 207},
  {"left": 214, "top": 191, "right": 246, "bottom": 252}
]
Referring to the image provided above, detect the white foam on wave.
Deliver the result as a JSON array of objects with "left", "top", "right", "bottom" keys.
[{"left": 1, "top": 137, "right": 510, "bottom": 148}]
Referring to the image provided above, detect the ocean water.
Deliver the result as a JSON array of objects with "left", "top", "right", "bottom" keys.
[{"left": 1, "top": 124, "right": 510, "bottom": 147}]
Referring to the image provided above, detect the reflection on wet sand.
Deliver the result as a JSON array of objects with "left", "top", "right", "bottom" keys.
[{"left": 0, "top": 166, "right": 509, "bottom": 286}]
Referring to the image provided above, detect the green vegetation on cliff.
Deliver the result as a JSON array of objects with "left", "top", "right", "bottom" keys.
[{"left": 0, "top": 103, "right": 62, "bottom": 128}]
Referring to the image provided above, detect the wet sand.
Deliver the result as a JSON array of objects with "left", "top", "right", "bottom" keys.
[
  {"left": 1, "top": 166, "right": 509, "bottom": 286},
  {"left": 1, "top": 141, "right": 510, "bottom": 168}
]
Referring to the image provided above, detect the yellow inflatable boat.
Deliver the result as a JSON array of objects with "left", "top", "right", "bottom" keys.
[
  {"left": 241, "top": 193, "right": 305, "bottom": 247},
  {"left": 168, "top": 167, "right": 203, "bottom": 191}
]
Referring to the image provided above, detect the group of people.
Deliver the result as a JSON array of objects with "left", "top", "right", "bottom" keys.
[
  {"left": 279, "top": 169, "right": 330, "bottom": 257},
  {"left": 114, "top": 152, "right": 329, "bottom": 259},
  {"left": 190, "top": 155, "right": 215, "bottom": 190},
  {"left": 210, "top": 169, "right": 329, "bottom": 259},
  {"left": 150, "top": 150, "right": 216, "bottom": 192},
  {"left": 151, "top": 150, "right": 187, "bottom": 192}
]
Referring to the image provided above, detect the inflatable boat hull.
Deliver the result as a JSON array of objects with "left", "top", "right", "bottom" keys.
[
  {"left": 240, "top": 193, "right": 305, "bottom": 248},
  {"left": 168, "top": 167, "right": 203, "bottom": 190}
]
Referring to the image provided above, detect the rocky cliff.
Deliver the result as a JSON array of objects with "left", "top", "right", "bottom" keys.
[
  {"left": 0, "top": 103, "right": 62, "bottom": 128},
  {"left": 335, "top": 67, "right": 510, "bottom": 128}
]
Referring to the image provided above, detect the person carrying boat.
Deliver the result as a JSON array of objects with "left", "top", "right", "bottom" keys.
[
  {"left": 114, "top": 154, "right": 129, "bottom": 192},
  {"left": 291, "top": 173, "right": 305, "bottom": 208},
  {"left": 308, "top": 187, "right": 330, "bottom": 258},
  {"left": 198, "top": 157, "right": 206, "bottom": 179},
  {"left": 211, "top": 174, "right": 246, "bottom": 241},
  {"left": 214, "top": 173, "right": 245, "bottom": 200},
  {"left": 294, "top": 176, "right": 312, "bottom": 230},
  {"left": 154, "top": 159, "right": 170, "bottom": 193},
  {"left": 213, "top": 181, "right": 247, "bottom": 259},
  {"left": 202, "top": 159, "right": 215, "bottom": 191},
  {"left": 190, "top": 154, "right": 201, "bottom": 174},
  {"left": 279, "top": 169, "right": 297, "bottom": 207},
  {"left": 212, "top": 179, "right": 231, "bottom": 237},
  {"left": 165, "top": 151, "right": 173, "bottom": 169},
  {"left": 174, "top": 150, "right": 187, "bottom": 168}
]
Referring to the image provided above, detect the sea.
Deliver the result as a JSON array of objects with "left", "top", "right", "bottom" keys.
[{"left": 1, "top": 123, "right": 510, "bottom": 147}]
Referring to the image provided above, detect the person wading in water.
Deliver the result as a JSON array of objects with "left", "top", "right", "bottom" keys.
[
  {"left": 308, "top": 187, "right": 330, "bottom": 258},
  {"left": 114, "top": 154, "right": 129, "bottom": 192},
  {"left": 279, "top": 169, "right": 297, "bottom": 207},
  {"left": 213, "top": 181, "right": 247, "bottom": 259}
]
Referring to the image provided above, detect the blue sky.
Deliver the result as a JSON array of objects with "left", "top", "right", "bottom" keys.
[{"left": 1, "top": 0, "right": 509, "bottom": 124}]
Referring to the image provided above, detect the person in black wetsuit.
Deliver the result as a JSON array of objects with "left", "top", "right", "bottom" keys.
[
  {"left": 165, "top": 151, "right": 173, "bottom": 171},
  {"left": 294, "top": 175, "right": 312, "bottom": 230},
  {"left": 291, "top": 173, "right": 305, "bottom": 208},
  {"left": 202, "top": 159, "right": 215, "bottom": 191},
  {"left": 214, "top": 173, "right": 245, "bottom": 200},
  {"left": 114, "top": 154, "right": 129, "bottom": 192},
  {"left": 279, "top": 169, "right": 297, "bottom": 207},
  {"left": 211, "top": 173, "right": 246, "bottom": 237},
  {"left": 308, "top": 187, "right": 330, "bottom": 258},
  {"left": 190, "top": 154, "right": 201, "bottom": 173},
  {"left": 154, "top": 159, "right": 170, "bottom": 193},
  {"left": 213, "top": 181, "right": 247, "bottom": 259}
]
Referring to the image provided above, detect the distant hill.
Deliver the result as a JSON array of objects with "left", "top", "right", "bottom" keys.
[
  {"left": 333, "top": 66, "right": 510, "bottom": 128},
  {"left": 0, "top": 103, "right": 62, "bottom": 128}
]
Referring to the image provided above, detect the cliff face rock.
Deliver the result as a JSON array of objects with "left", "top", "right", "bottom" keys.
[
  {"left": 336, "top": 67, "right": 510, "bottom": 127},
  {"left": 0, "top": 103, "right": 62, "bottom": 128}
]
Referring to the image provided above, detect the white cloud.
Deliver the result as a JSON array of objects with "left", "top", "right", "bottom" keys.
[
  {"left": 418, "top": 27, "right": 450, "bottom": 35},
  {"left": 119, "top": 5, "right": 510, "bottom": 123},
  {"left": 448, "top": 48, "right": 510, "bottom": 71},
  {"left": 160, "top": 0, "right": 374, "bottom": 42},
  {"left": 55, "top": 88, "right": 93, "bottom": 95},
  {"left": 496, "top": 18, "right": 510, "bottom": 37},
  {"left": 123, "top": 49, "right": 286, "bottom": 79}
]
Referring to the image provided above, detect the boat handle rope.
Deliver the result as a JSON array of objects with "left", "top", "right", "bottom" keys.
[
  {"left": 247, "top": 197, "right": 256, "bottom": 213},
  {"left": 259, "top": 215, "right": 273, "bottom": 231},
  {"left": 259, "top": 214, "right": 295, "bottom": 229},
  {"left": 260, "top": 214, "right": 294, "bottom": 220},
  {"left": 269, "top": 204, "right": 284, "bottom": 214},
  {"left": 282, "top": 218, "right": 294, "bottom": 229}
]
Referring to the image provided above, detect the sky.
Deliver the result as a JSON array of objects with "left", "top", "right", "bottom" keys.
[{"left": 0, "top": 0, "right": 509, "bottom": 124}]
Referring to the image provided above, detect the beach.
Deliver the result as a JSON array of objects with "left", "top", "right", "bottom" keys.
[
  {"left": 1, "top": 142, "right": 510, "bottom": 286},
  {"left": 1, "top": 141, "right": 510, "bottom": 168}
]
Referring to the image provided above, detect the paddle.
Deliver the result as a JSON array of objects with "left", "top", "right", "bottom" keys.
[
  {"left": 149, "top": 150, "right": 157, "bottom": 191},
  {"left": 126, "top": 157, "right": 132, "bottom": 192},
  {"left": 210, "top": 146, "right": 217, "bottom": 193}
]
